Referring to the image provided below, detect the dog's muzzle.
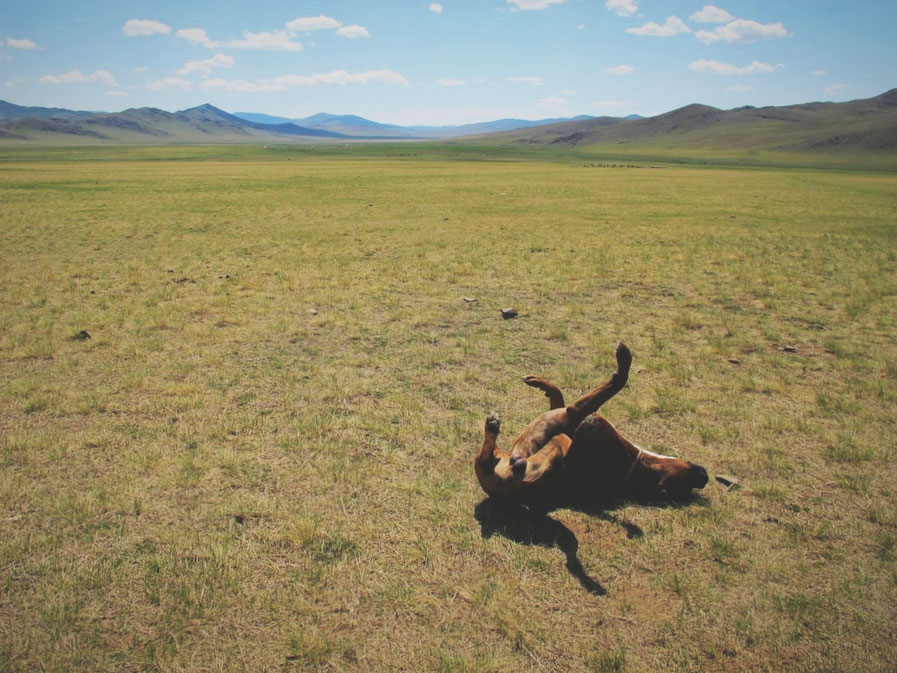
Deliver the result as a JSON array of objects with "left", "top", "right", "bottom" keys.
[{"left": 691, "top": 465, "right": 709, "bottom": 489}]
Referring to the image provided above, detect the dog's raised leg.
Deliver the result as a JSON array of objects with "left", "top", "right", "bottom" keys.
[
  {"left": 563, "top": 342, "right": 632, "bottom": 431},
  {"left": 476, "top": 412, "right": 502, "bottom": 470},
  {"left": 523, "top": 376, "right": 565, "bottom": 409}
]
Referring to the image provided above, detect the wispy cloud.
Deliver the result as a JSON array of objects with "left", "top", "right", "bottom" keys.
[
  {"left": 437, "top": 79, "right": 465, "bottom": 87},
  {"left": 812, "top": 69, "right": 827, "bottom": 77},
  {"left": 605, "top": 64, "right": 634, "bottom": 75},
  {"left": 690, "top": 59, "right": 784, "bottom": 75},
  {"left": 538, "top": 95, "right": 568, "bottom": 113},
  {"left": 227, "top": 30, "right": 303, "bottom": 52},
  {"left": 122, "top": 19, "right": 172, "bottom": 37},
  {"left": 626, "top": 16, "right": 690, "bottom": 37},
  {"left": 39, "top": 69, "right": 117, "bottom": 86},
  {"left": 507, "top": 0, "right": 567, "bottom": 10},
  {"left": 726, "top": 83, "right": 753, "bottom": 92},
  {"left": 824, "top": 83, "right": 847, "bottom": 96},
  {"left": 690, "top": 5, "right": 733, "bottom": 24},
  {"left": 202, "top": 69, "right": 410, "bottom": 93},
  {"left": 6, "top": 38, "right": 40, "bottom": 50},
  {"left": 275, "top": 69, "right": 408, "bottom": 86},
  {"left": 147, "top": 77, "right": 195, "bottom": 92},
  {"left": 593, "top": 99, "right": 629, "bottom": 111},
  {"left": 605, "top": 0, "right": 638, "bottom": 17},
  {"left": 286, "top": 15, "right": 341, "bottom": 32},
  {"left": 508, "top": 76, "right": 543, "bottom": 85},
  {"left": 176, "top": 28, "right": 220, "bottom": 48},
  {"left": 430, "top": 3, "right": 444, "bottom": 13},
  {"left": 695, "top": 18, "right": 789, "bottom": 44},
  {"left": 336, "top": 25, "right": 370, "bottom": 39},
  {"left": 200, "top": 78, "right": 286, "bottom": 93},
  {"left": 284, "top": 16, "right": 370, "bottom": 39},
  {"left": 177, "top": 54, "right": 234, "bottom": 78}
]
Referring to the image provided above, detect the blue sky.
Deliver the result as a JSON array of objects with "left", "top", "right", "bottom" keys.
[{"left": 2, "top": 1, "right": 896, "bottom": 125}]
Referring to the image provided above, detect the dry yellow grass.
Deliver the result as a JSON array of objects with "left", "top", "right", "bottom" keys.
[{"left": 1, "top": 147, "right": 896, "bottom": 672}]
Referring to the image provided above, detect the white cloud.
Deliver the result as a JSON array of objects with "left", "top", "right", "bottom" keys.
[
  {"left": 39, "top": 69, "right": 117, "bottom": 86},
  {"left": 605, "top": 64, "right": 634, "bottom": 75},
  {"left": 812, "top": 69, "right": 827, "bottom": 77},
  {"left": 176, "top": 28, "right": 220, "bottom": 48},
  {"left": 538, "top": 95, "right": 568, "bottom": 113},
  {"left": 508, "top": 76, "right": 543, "bottom": 85},
  {"left": 593, "top": 99, "right": 628, "bottom": 111},
  {"left": 147, "top": 77, "right": 194, "bottom": 91},
  {"left": 200, "top": 78, "right": 287, "bottom": 93},
  {"left": 6, "top": 38, "right": 39, "bottom": 50},
  {"left": 695, "top": 18, "right": 788, "bottom": 44},
  {"left": 561, "top": 88, "right": 576, "bottom": 95},
  {"left": 626, "top": 16, "right": 690, "bottom": 37},
  {"left": 507, "top": 0, "right": 567, "bottom": 10},
  {"left": 605, "top": 0, "right": 638, "bottom": 17},
  {"left": 689, "top": 59, "right": 784, "bottom": 75},
  {"left": 430, "top": 3, "right": 444, "bottom": 13},
  {"left": 286, "top": 15, "right": 341, "bottom": 32},
  {"left": 690, "top": 5, "right": 733, "bottom": 23},
  {"left": 177, "top": 54, "right": 234, "bottom": 78},
  {"left": 274, "top": 69, "right": 408, "bottom": 87},
  {"left": 201, "top": 71, "right": 390, "bottom": 93},
  {"left": 438, "top": 78, "right": 465, "bottom": 86},
  {"left": 824, "top": 83, "right": 847, "bottom": 96},
  {"left": 227, "top": 30, "right": 303, "bottom": 51},
  {"left": 336, "top": 25, "right": 370, "bottom": 39},
  {"left": 122, "top": 19, "right": 172, "bottom": 37},
  {"left": 726, "top": 83, "right": 753, "bottom": 92}
]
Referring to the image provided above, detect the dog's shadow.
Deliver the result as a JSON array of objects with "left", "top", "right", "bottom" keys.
[{"left": 474, "top": 493, "right": 706, "bottom": 597}]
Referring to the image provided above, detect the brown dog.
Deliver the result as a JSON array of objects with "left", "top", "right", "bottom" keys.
[{"left": 475, "top": 343, "right": 708, "bottom": 506}]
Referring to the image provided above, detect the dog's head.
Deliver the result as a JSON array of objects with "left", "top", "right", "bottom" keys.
[
  {"left": 625, "top": 452, "right": 708, "bottom": 501},
  {"left": 651, "top": 458, "right": 708, "bottom": 499}
]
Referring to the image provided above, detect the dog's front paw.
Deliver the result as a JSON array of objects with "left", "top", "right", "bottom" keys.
[{"left": 485, "top": 412, "right": 501, "bottom": 434}]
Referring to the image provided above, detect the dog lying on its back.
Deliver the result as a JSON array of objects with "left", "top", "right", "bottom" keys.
[{"left": 475, "top": 343, "right": 708, "bottom": 506}]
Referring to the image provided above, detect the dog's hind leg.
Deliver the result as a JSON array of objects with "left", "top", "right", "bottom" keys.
[
  {"left": 563, "top": 342, "right": 632, "bottom": 431},
  {"left": 523, "top": 376, "right": 565, "bottom": 410}
]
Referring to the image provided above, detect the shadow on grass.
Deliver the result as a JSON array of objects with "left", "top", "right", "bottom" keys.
[
  {"left": 474, "top": 492, "right": 708, "bottom": 597},
  {"left": 475, "top": 498, "right": 608, "bottom": 596}
]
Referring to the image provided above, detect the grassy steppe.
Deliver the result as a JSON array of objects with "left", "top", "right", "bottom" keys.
[{"left": 1, "top": 147, "right": 896, "bottom": 672}]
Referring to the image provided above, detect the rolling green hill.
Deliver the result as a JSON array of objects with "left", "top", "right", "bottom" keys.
[
  {"left": 1, "top": 91, "right": 895, "bottom": 169},
  {"left": 483, "top": 89, "right": 897, "bottom": 161}
]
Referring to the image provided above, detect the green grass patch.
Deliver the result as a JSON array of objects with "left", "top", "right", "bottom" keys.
[{"left": 1, "top": 146, "right": 896, "bottom": 672}]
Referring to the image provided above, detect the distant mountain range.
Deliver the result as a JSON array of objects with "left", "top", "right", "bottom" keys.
[
  {"left": 0, "top": 99, "right": 602, "bottom": 143},
  {"left": 483, "top": 89, "right": 897, "bottom": 155},
  {"left": 234, "top": 111, "right": 603, "bottom": 138},
  {"left": 1, "top": 90, "right": 895, "bottom": 157},
  {"left": 0, "top": 101, "right": 350, "bottom": 142}
]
